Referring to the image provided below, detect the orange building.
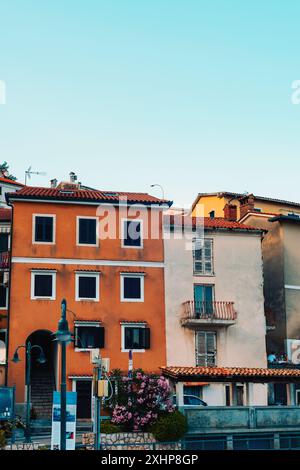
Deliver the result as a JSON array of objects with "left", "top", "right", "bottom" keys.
[{"left": 6, "top": 177, "right": 171, "bottom": 419}]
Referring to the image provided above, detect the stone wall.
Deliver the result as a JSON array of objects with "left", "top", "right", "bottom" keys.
[{"left": 82, "top": 432, "right": 181, "bottom": 450}]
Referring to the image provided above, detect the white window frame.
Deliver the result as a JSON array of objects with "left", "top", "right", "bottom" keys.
[
  {"left": 74, "top": 321, "right": 102, "bottom": 351},
  {"left": 32, "top": 214, "right": 56, "bottom": 245},
  {"left": 0, "top": 279, "right": 8, "bottom": 310},
  {"left": 75, "top": 272, "right": 100, "bottom": 302},
  {"left": 121, "top": 218, "right": 143, "bottom": 249},
  {"left": 120, "top": 273, "right": 145, "bottom": 302},
  {"left": 121, "top": 323, "right": 146, "bottom": 353},
  {"left": 193, "top": 238, "right": 214, "bottom": 276},
  {"left": 76, "top": 216, "right": 99, "bottom": 247},
  {"left": 0, "top": 329, "right": 7, "bottom": 364},
  {"left": 31, "top": 270, "right": 56, "bottom": 300}
]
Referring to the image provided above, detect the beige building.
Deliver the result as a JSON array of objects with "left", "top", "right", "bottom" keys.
[{"left": 163, "top": 214, "right": 268, "bottom": 406}]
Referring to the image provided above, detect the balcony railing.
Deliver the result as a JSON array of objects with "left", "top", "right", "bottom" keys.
[
  {"left": 182, "top": 300, "right": 237, "bottom": 326},
  {"left": 0, "top": 252, "right": 9, "bottom": 269}
]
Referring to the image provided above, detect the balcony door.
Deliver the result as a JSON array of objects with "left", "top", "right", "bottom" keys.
[{"left": 194, "top": 285, "right": 214, "bottom": 318}]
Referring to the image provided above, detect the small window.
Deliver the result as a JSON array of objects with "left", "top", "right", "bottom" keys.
[
  {"left": 193, "top": 238, "right": 214, "bottom": 276},
  {"left": 75, "top": 325, "right": 104, "bottom": 350},
  {"left": 0, "top": 233, "right": 9, "bottom": 253},
  {"left": 0, "top": 273, "right": 8, "bottom": 309},
  {"left": 121, "top": 274, "right": 144, "bottom": 302},
  {"left": 0, "top": 330, "right": 6, "bottom": 364},
  {"left": 122, "top": 325, "right": 150, "bottom": 351},
  {"left": 195, "top": 331, "right": 216, "bottom": 366},
  {"left": 77, "top": 217, "right": 97, "bottom": 245},
  {"left": 33, "top": 215, "right": 55, "bottom": 243},
  {"left": 31, "top": 272, "right": 56, "bottom": 300},
  {"left": 122, "top": 219, "right": 143, "bottom": 248},
  {"left": 76, "top": 273, "right": 100, "bottom": 301}
]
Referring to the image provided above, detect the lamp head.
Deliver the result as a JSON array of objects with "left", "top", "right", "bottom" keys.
[
  {"left": 37, "top": 350, "right": 47, "bottom": 364},
  {"left": 12, "top": 351, "right": 21, "bottom": 363}
]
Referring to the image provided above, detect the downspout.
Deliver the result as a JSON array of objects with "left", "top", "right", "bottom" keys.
[{"left": 4, "top": 197, "right": 14, "bottom": 385}]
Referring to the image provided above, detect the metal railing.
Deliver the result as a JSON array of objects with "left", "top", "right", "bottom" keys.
[
  {"left": 182, "top": 301, "right": 237, "bottom": 321},
  {"left": 0, "top": 251, "right": 9, "bottom": 269}
]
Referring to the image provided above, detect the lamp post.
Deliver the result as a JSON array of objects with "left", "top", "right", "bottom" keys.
[
  {"left": 150, "top": 184, "right": 165, "bottom": 200},
  {"left": 12, "top": 342, "right": 46, "bottom": 443},
  {"left": 54, "top": 299, "right": 72, "bottom": 451}
]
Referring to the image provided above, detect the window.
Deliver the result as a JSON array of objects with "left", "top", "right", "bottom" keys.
[
  {"left": 194, "top": 285, "right": 214, "bottom": 317},
  {"left": 193, "top": 238, "right": 213, "bottom": 275},
  {"left": 121, "top": 324, "right": 150, "bottom": 351},
  {"left": 33, "top": 215, "right": 55, "bottom": 243},
  {"left": 195, "top": 331, "right": 216, "bottom": 366},
  {"left": 77, "top": 217, "right": 97, "bottom": 246},
  {"left": 31, "top": 271, "right": 56, "bottom": 300},
  {"left": 225, "top": 385, "right": 231, "bottom": 406},
  {"left": 121, "top": 274, "right": 144, "bottom": 302},
  {"left": 122, "top": 219, "right": 143, "bottom": 248},
  {"left": 75, "top": 273, "right": 100, "bottom": 301},
  {"left": 75, "top": 324, "right": 104, "bottom": 350},
  {"left": 0, "top": 274, "right": 8, "bottom": 309},
  {"left": 0, "top": 233, "right": 9, "bottom": 252},
  {"left": 0, "top": 330, "right": 6, "bottom": 364}
]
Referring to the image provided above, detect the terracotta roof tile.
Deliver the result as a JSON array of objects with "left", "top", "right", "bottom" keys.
[
  {"left": 165, "top": 215, "right": 259, "bottom": 232},
  {"left": 7, "top": 186, "right": 172, "bottom": 206},
  {"left": 0, "top": 177, "right": 23, "bottom": 187},
  {"left": 161, "top": 366, "right": 300, "bottom": 379},
  {"left": 0, "top": 208, "right": 12, "bottom": 221}
]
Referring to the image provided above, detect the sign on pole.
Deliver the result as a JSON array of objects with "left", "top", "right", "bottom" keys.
[
  {"left": 0, "top": 386, "right": 15, "bottom": 421},
  {"left": 51, "top": 391, "right": 77, "bottom": 450}
]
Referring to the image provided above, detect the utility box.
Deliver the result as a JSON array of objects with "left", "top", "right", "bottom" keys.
[{"left": 97, "top": 380, "right": 109, "bottom": 397}]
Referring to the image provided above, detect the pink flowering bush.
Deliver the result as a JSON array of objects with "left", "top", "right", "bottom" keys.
[{"left": 109, "top": 369, "right": 174, "bottom": 431}]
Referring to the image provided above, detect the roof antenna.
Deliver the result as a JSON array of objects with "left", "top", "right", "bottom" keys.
[{"left": 25, "top": 166, "right": 47, "bottom": 185}]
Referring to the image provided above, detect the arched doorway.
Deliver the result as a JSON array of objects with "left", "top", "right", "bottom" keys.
[{"left": 26, "top": 330, "right": 57, "bottom": 419}]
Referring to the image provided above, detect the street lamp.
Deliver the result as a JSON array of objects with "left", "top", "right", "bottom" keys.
[
  {"left": 54, "top": 299, "right": 72, "bottom": 451},
  {"left": 150, "top": 184, "right": 165, "bottom": 200},
  {"left": 12, "top": 342, "right": 46, "bottom": 442}
]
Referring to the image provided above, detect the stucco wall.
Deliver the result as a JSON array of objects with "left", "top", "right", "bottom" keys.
[{"left": 164, "top": 227, "right": 268, "bottom": 405}]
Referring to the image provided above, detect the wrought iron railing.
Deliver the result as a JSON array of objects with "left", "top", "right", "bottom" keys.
[
  {"left": 182, "top": 300, "right": 237, "bottom": 321},
  {"left": 0, "top": 251, "right": 9, "bottom": 269}
]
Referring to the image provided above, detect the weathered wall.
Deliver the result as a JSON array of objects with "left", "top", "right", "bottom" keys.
[{"left": 164, "top": 227, "right": 268, "bottom": 405}]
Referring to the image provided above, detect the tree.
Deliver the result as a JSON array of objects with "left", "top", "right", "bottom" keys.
[
  {"left": 109, "top": 369, "right": 174, "bottom": 431},
  {"left": 0, "top": 161, "right": 17, "bottom": 181}
]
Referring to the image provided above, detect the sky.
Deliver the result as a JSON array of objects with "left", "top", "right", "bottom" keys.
[{"left": 0, "top": 0, "right": 300, "bottom": 206}]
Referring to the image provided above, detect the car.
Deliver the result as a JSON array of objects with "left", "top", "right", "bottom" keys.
[{"left": 172, "top": 394, "right": 207, "bottom": 407}]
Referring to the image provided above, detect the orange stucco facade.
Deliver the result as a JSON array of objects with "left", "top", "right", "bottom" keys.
[{"left": 7, "top": 200, "right": 167, "bottom": 404}]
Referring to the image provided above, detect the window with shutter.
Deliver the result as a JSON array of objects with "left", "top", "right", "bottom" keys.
[
  {"left": 31, "top": 272, "right": 56, "bottom": 299},
  {"left": 34, "top": 215, "right": 55, "bottom": 243},
  {"left": 193, "top": 238, "right": 213, "bottom": 275},
  {"left": 122, "top": 219, "right": 143, "bottom": 248},
  {"left": 195, "top": 331, "right": 216, "bottom": 366},
  {"left": 76, "top": 273, "right": 100, "bottom": 301},
  {"left": 75, "top": 325, "right": 105, "bottom": 350},
  {"left": 122, "top": 325, "right": 149, "bottom": 351},
  {"left": 77, "top": 217, "right": 97, "bottom": 245}
]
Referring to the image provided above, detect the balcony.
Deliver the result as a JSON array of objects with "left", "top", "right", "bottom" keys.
[
  {"left": 181, "top": 300, "right": 237, "bottom": 328},
  {"left": 0, "top": 252, "right": 9, "bottom": 270}
]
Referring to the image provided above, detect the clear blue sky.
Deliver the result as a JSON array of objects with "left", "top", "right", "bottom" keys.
[{"left": 0, "top": 0, "right": 300, "bottom": 206}]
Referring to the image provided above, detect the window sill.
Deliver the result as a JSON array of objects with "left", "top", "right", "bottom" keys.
[
  {"left": 121, "top": 349, "right": 145, "bottom": 353},
  {"left": 31, "top": 297, "right": 55, "bottom": 301},
  {"left": 75, "top": 298, "right": 99, "bottom": 302},
  {"left": 121, "top": 298, "right": 144, "bottom": 303}
]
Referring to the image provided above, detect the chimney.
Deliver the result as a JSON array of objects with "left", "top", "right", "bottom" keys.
[
  {"left": 69, "top": 172, "right": 77, "bottom": 183},
  {"left": 239, "top": 194, "right": 255, "bottom": 219},
  {"left": 50, "top": 178, "right": 58, "bottom": 188},
  {"left": 224, "top": 203, "right": 237, "bottom": 221}
]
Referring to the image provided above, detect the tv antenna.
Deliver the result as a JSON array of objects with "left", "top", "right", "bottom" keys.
[{"left": 25, "top": 166, "right": 47, "bottom": 185}]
